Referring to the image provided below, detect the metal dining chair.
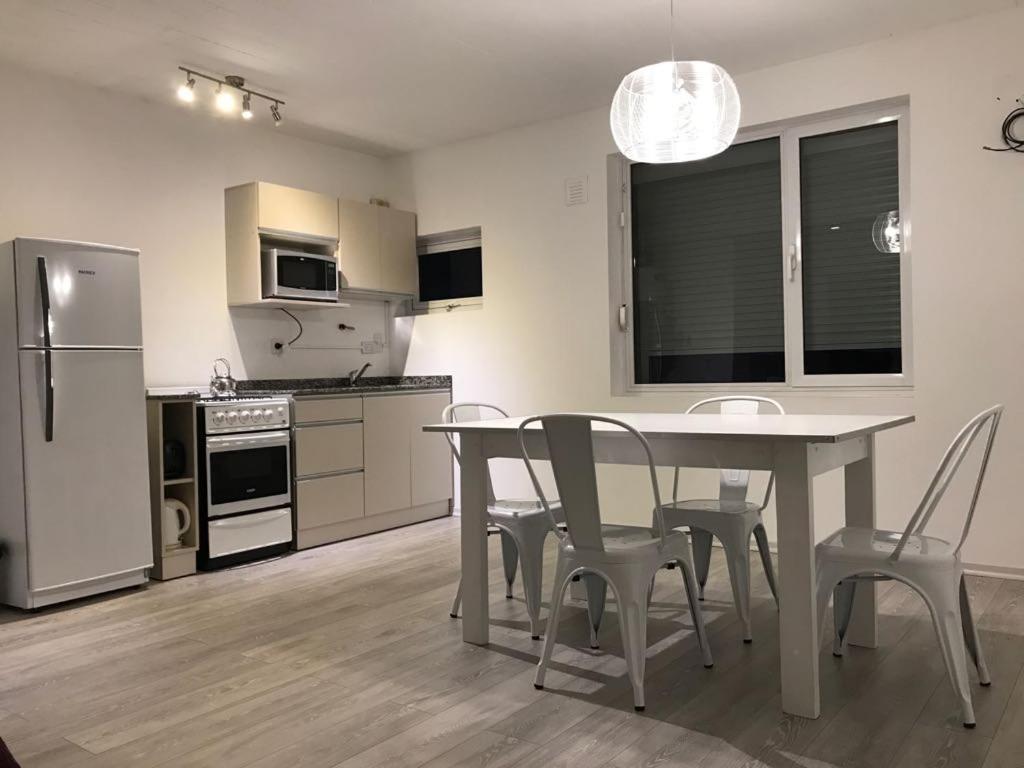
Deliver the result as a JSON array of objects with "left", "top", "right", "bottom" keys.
[
  {"left": 661, "top": 396, "right": 782, "bottom": 643},
  {"left": 521, "top": 414, "right": 714, "bottom": 711},
  {"left": 817, "top": 405, "right": 1003, "bottom": 728},
  {"left": 444, "top": 402, "right": 562, "bottom": 639}
]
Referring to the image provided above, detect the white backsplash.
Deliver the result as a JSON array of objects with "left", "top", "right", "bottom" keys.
[{"left": 229, "top": 298, "right": 394, "bottom": 381}]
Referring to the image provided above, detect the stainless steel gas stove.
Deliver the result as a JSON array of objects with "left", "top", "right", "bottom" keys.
[{"left": 196, "top": 396, "right": 292, "bottom": 569}]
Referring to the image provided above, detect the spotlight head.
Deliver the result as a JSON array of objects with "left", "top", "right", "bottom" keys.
[
  {"left": 270, "top": 102, "right": 282, "bottom": 125},
  {"left": 177, "top": 73, "right": 196, "bottom": 103},
  {"left": 241, "top": 92, "right": 253, "bottom": 120},
  {"left": 215, "top": 85, "right": 235, "bottom": 114}
]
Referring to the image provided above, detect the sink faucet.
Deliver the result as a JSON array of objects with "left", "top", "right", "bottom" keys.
[{"left": 348, "top": 362, "right": 372, "bottom": 385}]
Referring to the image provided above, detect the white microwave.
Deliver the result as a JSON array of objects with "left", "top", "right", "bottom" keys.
[{"left": 261, "top": 247, "right": 338, "bottom": 303}]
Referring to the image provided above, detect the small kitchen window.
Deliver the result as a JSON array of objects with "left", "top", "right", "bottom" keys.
[
  {"left": 414, "top": 227, "right": 483, "bottom": 313},
  {"left": 610, "top": 101, "right": 912, "bottom": 392}
]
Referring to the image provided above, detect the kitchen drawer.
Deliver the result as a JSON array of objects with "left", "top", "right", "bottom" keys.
[
  {"left": 296, "top": 472, "right": 364, "bottom": 530},
  {"left": 293, "top": 396, "right": 362, "bottom": 424},
  {"left": 208, "top": 507, "right": 292, "bottom": 559},
  {"left": 295, "top": 422, "right": 363, "bottom": 477}
]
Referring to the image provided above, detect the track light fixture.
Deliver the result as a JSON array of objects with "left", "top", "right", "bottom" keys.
[
  {"left": 176, "top": 71, "right": 196, "bottom": 103},
  {"left": 175, "top": 67, "right": 285, "bottom": 125}
]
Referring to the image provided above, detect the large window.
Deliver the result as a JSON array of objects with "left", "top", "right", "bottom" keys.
[{"left": 614, "top": 105, "right": 910, "bottom": 389}]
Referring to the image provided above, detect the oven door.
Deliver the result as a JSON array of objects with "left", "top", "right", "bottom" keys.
[
  {"left": 205, "top": 430, "right": 291, "bottom": 518},
  {"left": 262, "top": 249, "right": 338, "bottom": 302}
]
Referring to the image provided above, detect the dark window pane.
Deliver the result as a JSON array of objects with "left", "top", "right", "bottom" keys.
[
  {"left": 799, "top": 122, "right": 901, "bottom": 375},
  {"left": 630, "top": 138, "right": 784, "bottom": 384},
  {"left": 418, "top": 247, "right": 482, "bottom": 302}
]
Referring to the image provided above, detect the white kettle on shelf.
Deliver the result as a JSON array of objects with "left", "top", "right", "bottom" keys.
[{"left": 162, "top": 499, "right": 191, "bottom": 548}]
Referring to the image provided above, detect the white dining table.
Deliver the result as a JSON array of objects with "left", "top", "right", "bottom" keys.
[{"left": 423, "top": 411, "right": 914, "bottom": 719}]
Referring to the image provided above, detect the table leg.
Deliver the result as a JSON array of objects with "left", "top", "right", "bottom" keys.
[
  {"left": 774, "top": 441, "right": 821, "bottom": 719},
  {"left": 460, "top": 432, "right": 489, "bottom": 645},
  {"left": 844, "top": 435, "right": 878, "bottom": 648}
]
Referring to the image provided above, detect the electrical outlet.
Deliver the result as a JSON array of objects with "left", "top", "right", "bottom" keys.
[
  {"left": 360, "top": 340, "right": 384, "bottom": 354},
  {"left": 373, "top": 332, "right": 384, "bottom": 344}
]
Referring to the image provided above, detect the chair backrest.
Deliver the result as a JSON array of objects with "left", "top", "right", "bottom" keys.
[
  {"left": 518, "top": 414, "right": 666, "bottom": 552},
  {"left": 442, "top": 402, "right": 509, "bottom": 506},
  {"left": 680, "top": 396, "right": 785, "bottom": 507},
  {"left": 891, "top": 404, "right": 1003, "bottom": 560}
]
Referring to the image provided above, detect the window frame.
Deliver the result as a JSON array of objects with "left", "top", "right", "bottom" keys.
[
  {"left": 610, "top": 101, "right": 912, "bottom": 394},
  {"left": 412, "top": 227, "right": 484, "bottom": 315}
]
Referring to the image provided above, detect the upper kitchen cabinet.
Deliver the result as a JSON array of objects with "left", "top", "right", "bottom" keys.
[
  {"left": 337, "top": 200, "right": 417, "bottom": 296},
  {"left": 379, "top": 206, "right": 418, "bottom": 296},
  {"left": 225, "top": 182, "right": 341, "bottom": 308},
  {"left": 256, "top": 182, "right": 339, "bottom": 240}
]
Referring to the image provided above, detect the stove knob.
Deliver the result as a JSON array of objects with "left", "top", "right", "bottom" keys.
[
  {"left": 250, "top": 410, "right": 263, "bottom": 423},
  {"left": 263, "top": 409, "right": 275, "bottom": 421},
  {"left": 212, "top": 411, "right": 226, "bottom": 425},
  {"left": 239, "top": 409, "right": 251, "bottom": 424},
  {"left": 226, "top": 411, "right": 239, "bottom": 424}
]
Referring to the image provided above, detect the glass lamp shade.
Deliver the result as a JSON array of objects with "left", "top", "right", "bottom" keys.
[
  {"left": 872, "top": 209, "right": 901, "bottom": 254},
  {"left": 610, "top": 60, "right": 740, "bottom": 163}
]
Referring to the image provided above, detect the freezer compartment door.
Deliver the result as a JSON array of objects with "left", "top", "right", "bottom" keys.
[
  {"left": 15, "top": 238, "right": 142, "bottom": 349},
  {"left": 19, "top": 349, "right": 152, "bottom": 592}
]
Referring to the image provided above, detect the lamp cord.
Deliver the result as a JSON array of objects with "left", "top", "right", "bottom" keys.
[{"left": 983, "top": 99, "right": 1024, "bottom": 153}]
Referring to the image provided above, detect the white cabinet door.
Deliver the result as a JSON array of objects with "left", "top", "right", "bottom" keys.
[
  {"left": 258, "top": 183, "right": 338, "bottom": 240},
  {"left": 363, "top": 395, "right": 413, "bottom": 515},
  {"left": 410, "top": 392, "right": 453, "bottom": 507},
  {"left": 379, "top": 207, "right": 418, "bottom": 296},
  {"left": 337, "top": 199, "right": 381, "bottom": 291}
]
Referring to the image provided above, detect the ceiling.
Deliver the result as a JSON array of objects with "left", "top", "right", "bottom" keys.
[{"left": 0, "top": 0, "right": 1013, "bottom": 155}]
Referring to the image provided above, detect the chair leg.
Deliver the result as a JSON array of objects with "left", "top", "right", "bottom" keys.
[
  {"left": 678, "top": 558, "right": 715, "bottom": 669},
  {"left": 721, "top": 532, "right": 753, "bottom": 642},
  {"left": 928, "top": 590, "right": 977, "bottom": 728},
  {"left": 499, "top": 530, "right": 519, "bottom": 599},
  {"left": 753, "top": 523, "right": 779, "bottom": 608},
  {"left": 583, "top": 574, "right": 607, "bottom": 649},
  {"left": 615, "top": 577, "right": 652, "bottom": 711},
  {"left": 535, "top": 558, "right": 572, "bottom": 691},
  {"left": 515, "top": 522, "right": 550, "bottom": 640},
  {"left": 833, "top": 579, "right": 858, "bottom": 657},
  {"left": 960, "top": 576, "right": 991, "bottom": 686},
  {"left": 690, "top": 527, "right": 714, "bottom": 601},
  {"left": 450, "top": 578, "right": 463, "bottom": 619}
]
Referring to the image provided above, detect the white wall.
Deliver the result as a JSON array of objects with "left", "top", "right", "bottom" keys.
[
  {"left": 395, "top": 8, "right": 1024, "bottom": 573},
  {"left": 0, "top": 63, "right": 401, "bottom": 386}
]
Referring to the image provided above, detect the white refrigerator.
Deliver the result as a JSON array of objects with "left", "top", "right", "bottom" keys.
[{"left": 0, "top": 238, "right": 152, "bottom": 608}]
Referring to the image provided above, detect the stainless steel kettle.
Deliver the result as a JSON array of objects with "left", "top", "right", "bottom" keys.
[{"left": 209, "top": 358, "right": 237, "bottom": 398}]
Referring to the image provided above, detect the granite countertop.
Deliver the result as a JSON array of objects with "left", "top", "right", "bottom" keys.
[{"left": 146, "top": 376, "right": 451, "bottom": 401}]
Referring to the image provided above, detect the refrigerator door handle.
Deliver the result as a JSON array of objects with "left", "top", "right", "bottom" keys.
[
  {"left": 37, "top": 255, "right": 51, "bottom": 347},
  {"left": 43, "top": 349, "right": 54, "bottom": 442}
]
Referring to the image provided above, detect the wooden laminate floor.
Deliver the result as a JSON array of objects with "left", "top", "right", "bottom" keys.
[{"left": 2, "top": 517, "right": 1023, "bottom": 768}]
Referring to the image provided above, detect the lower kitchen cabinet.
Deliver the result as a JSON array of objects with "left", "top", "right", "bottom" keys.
[
  {"left": 364, "top": 391, "right": 453, "bottom": 516},
  {"left": 295, "top": 471, "right": 365, "bottom": 548},
  {"left": 293, "top": 390, "right": 451, "bottom": 549}
]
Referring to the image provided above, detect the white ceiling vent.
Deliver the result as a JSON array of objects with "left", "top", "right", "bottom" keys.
[{"left": 565, "top": 176, "right": 589, "bottom": 206}]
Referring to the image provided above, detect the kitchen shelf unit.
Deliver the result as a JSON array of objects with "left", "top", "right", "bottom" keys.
[{"left": 146, "top": 400, "right": 200, "bottom": 580}]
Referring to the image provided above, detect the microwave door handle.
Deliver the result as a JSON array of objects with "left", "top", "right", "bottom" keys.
[{"left": 37, "top": 256, "right": 51, "bottom": 347}]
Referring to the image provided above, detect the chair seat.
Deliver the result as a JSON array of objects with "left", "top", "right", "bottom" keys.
[
  {"left": 817, "top": 526, "right": 956, "bottom": 566},
  {"left": 662, "top": 499, "right": 761, "bottom": 516},
  {"left": 489, "top": 498, "right": 564, "bottom": 523},
  {"left": 559, "top": 524, "right": 687, "bottom": 559}
]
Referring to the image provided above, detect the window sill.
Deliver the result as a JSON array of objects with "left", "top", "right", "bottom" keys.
[
  {"left": 620, "top": 382, "right": 914, "bottom": 398},
  {"left": 407, "top": 298, "right": 483, "bottom": 316}
]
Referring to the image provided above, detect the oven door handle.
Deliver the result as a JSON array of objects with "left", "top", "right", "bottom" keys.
[
  {"left": 209, "top": 508, "right": 290, "bottom": 529},
  {"left": 206, "top": 430, "right": 291, "bottom": 452}
]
